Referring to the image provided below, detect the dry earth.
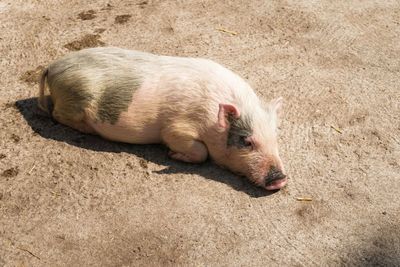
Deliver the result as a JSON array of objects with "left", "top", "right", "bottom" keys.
[{"left": 1, "top": 0, "right": 399, "bottom": 266}]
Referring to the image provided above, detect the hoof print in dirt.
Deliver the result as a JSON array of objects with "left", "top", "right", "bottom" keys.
[
  {"left": 2, "top": 167, "right": 19, "bottom": 178},
  {"left": 3, "top": 102, "right": 16, "bottom": 110},
  {"left": 78, "top": 10, "right": 96, "bottom": 20},
  {"left": 20, "top": 66, "right": 45, "bottom": 84},
  {"left": 138, "top": 1, "right": 148, "bottom": 8},
  {"left": 64, "top": 34, "right": 105, "bottom": 51},
  {"left": 101, "top": 3, "right": 113, "bottom": 11},
  {"left": 115, "top": 15, "right": 132, "bottom": 24},
  {"left": 0, "top": 154, "right": 6, "bottom": 160},
  {"left": 11, "top": 134, "right": 21, "bottom": 143},
  {"left": 139, "top": 159, "right": 148, "bottom": 169},
  {"left": 162, "top": 25, "right": 174, "bottom": 34}
]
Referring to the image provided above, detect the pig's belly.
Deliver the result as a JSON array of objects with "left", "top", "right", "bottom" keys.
[{"left": 86, "top": 112, "right": 162, "bottom": 144}]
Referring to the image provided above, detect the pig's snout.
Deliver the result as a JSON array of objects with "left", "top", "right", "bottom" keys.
[{"left": 264, "top": 167, "right": 287, "bottom": 190}]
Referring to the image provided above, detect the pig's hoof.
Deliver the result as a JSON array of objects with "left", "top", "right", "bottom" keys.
[{"left": 168, "top": 151, "right": 203, "bottom": 163}]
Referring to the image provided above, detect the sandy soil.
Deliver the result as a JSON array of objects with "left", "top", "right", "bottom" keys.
[{"left": 1, "top": 0, "right": 399, "bottom": 266}]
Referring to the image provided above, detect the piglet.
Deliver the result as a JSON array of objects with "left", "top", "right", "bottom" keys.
[{"left": 38, "top": 47, "right": 287, "bottom": 190}]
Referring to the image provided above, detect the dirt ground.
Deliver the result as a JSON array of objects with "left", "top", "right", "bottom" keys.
[{"left": 1, "top": 0, "right": 399, "bottom": 266}]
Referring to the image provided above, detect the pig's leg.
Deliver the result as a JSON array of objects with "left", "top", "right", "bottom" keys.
[
  {"left": 163, "top": 129, "right": 208, "bottom": 163},
  {"left": 52, "top": 108, "right": 95, "bottom": 134},
  {"left": 167, "top": 141, "right": 208, "bottom": 163}
]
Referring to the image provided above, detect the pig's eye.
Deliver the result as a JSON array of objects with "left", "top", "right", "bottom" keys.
[{"left": 240, "top": 136, "right": 253, "bottom": 149}]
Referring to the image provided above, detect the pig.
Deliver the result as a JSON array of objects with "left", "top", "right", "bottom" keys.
[{"left": 38, "top": 47, "right": 287, "bottom": 190}]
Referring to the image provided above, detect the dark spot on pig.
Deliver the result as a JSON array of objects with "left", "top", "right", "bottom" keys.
[
  {"left": 78, "top": 10, "right": 96, "bottom": 20},
  {"left": 94, "top": 28, "right": 106, "bottom": 33},
  {"left": 64, "top": 34, "right": 105, "bottom": 51},
  {"left": 96, "top": 76, "right": 141, "bottom": 124},
  {"left": 115, "top": 15, "right": 132, "bottom": 24},
  {"left": 46, "top": 60, "right": 94, "bottom": 116},
  {"left": 0, "top": 154, "right": 6, "bottom": 159},
  {"left": 20, "top": 65, "right": 45, "bottom": 84},
  {"left": 11, "top": 134, "right": 20, "bottom": 143},
  {"left": 47, "top": 49, "right": 144, "bottom": 125},
  {"left": 227, "top": 114, "right": 253, "bottom": 148},
  {"left": 2, "top": 167, "right": 19, "bottom": 178}
]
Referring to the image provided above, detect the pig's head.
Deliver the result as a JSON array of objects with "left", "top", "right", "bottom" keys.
[{"left": 212, "top": 97, "right": 287, "bottom": 190}]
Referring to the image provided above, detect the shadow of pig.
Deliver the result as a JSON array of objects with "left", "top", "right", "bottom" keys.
[{"left": 16, "top": 97, "right": 278, "bottom": 198}]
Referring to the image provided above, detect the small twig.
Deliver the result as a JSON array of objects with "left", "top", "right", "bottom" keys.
[
  {"left": 216, "top": 27, "right": 238, "bottom": 35},
  {"left": 17, "top": 247, "right": 41, "bottom": 260},
  {"left": 330, "top": 125, "right": 343, "bottom": 134},
  {"left": 296, "top": 197, "right": 313, "bottom": 201},
  {"left": 28, "top": 163, "right": 36, "bottom": 174},
  {"left": 283, "top": 40, "right": 290, "bottom": 47}
]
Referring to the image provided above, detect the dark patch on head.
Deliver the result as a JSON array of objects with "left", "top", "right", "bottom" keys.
[
  {"left": 64, "top": 34, "right": 105, "bottom": 51},
  {"left": 78, "top": 10, "right": 96, "bottom": 20},
  {"left": 227, "top": 114, "right": 253, "bottom": 148},
  {"left": 20, "top": 65, "right": 45, "bottom": 84},
  {"left": 96, "top": 78, "right": 141, "bottom": 124},
  {"left": 115, "top": 14, "right": 132, "bottom": 24}
]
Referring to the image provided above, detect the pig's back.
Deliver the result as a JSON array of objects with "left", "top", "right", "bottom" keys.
[{"left": 47, "top": 47, "right": 248, "bottom": 102}]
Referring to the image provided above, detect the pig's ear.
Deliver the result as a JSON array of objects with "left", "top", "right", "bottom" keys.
[
  {"left": 218, "top": 104, "right": 240, "bottom": 129},
  {"left": 270, "top": 97, "right": 283, "bottom": 117}
]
